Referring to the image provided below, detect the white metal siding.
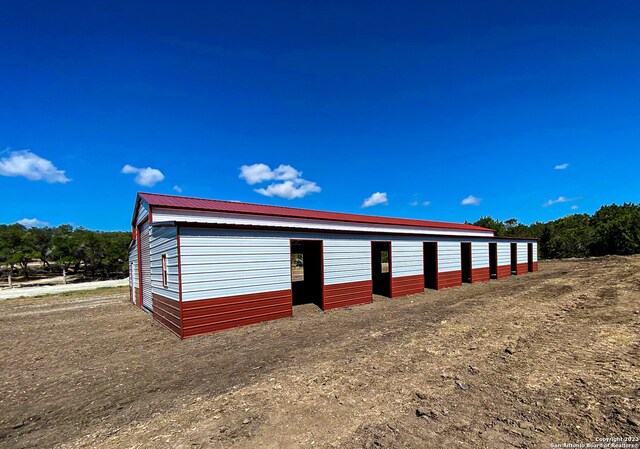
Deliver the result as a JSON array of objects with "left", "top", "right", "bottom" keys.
[
  {"left": 150, "top": 226, "right": 179, "bottom": 301},
  {"left": 129, "top": 244, "right": 138, "bottom": 305},
  {"left": 517, "top": 242, "right": 528, "bottom": 264},
  {"left": 179, "top": 228, "right": 291, "bottom": 301},
  {"left": 323, "top": 238, "right": 371, "bottom": 285},
  {"left": 173, "top": 226, "right": 538, "bottom": 302},
  {"left": 497, "top": 242, "right": 511, "bottom": 266},
  {"left": 392, "top": 240, "right": 423, "bottom": 277},
  {"left": 152, "top": 207, "right": 494, "bottom": 238},
  {"left": 471, "top": 242, "right": 489, "bottom": 268},
  {"left": 140, "top": 222, "right": 152, "bottom": 310},
  {"left": 533, "top": 242, "right": 538, "bottom": 262},
  {"left": 137, "top": 200, "right": 149, "bottom": 225},
  {"left": 437, "top": 240, "right": 461, "bottom": 273}
]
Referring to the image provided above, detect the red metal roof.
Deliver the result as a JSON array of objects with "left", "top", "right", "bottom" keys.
[{"left": 138, "top": 192, "right": 493, "bottom": 232}]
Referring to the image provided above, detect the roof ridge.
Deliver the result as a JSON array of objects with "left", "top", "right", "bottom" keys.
[
  {"left": 137, "top": 192, "right": 493, "bottom": 232},
  {"left": 140, "top": 191, "right": 339, "bottom": 213}
]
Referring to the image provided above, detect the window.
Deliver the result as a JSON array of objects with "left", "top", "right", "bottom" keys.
[
  {"left": 291, "top": 252, "right": 304, "bottom": 282},
  {"left": 161, "top": 254, "right": 168, "bottom": 288},
  {"left": 381, "top": 250, "right": 389, "bottom": 273}
]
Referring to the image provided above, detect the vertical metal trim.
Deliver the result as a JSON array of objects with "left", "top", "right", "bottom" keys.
[
  {"left": 177, "top": 225, "right": 184, "bottom": 339},
  {"left": 388, "top": 241, "right": 393, "bottom": 298},
  {"left": 129, "top": 261, "right": 134, "bottom": 304},
  {"left": 288, "top": 239, "right": 294, "bottom": 317},
  {"left": 434, "top": 241, "right": 439, "bottom": 290},
  {"left": 468, "top": 242, "right": 473, "bottom": 283},
  {"left": 320, "top": 240, "right": 325, "bottom": 311},
  {"left": 136, "top": 224, "right": 143, "bottom": 308}
]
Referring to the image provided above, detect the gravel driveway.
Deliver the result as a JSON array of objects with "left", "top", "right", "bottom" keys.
[{"left": 0, "top": 278, "right": 129, "bottom": 300}]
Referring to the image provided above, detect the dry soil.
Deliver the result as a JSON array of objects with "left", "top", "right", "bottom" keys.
[{"left": 1, "top": 256, "right": 639, "bottom": 448}]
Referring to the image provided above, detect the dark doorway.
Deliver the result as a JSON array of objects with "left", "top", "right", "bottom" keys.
[
  {"left": 424, "top": 242, "right": 438, "bottom": 289},
  {"left": 510, "top": 243, "right": 518, "bottom": 275},
  {"left": 527, "top": 243, "right": 534, "bottom": 272},
  {"left": 371, "top": 241, "right": 391, "bottom": 297},
  {"left": 461, "top": 242, "right": 472, "bottom": 283},
  {"left": 291, "top": 240, "right": 323, "bottom": 308},
  {"left": 489, "top": 243, "right": 498, "bottom": 279}
]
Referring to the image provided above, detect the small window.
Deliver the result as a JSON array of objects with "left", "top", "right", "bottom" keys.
[
  {"left": 381, "top": 250, "right": 389, "bottom": 273},
  {"left": 291, "top": 252, "right": 304, "bottom": 282},
  {"left": 161, "top": 254, "right": 168, "bottom": 288}
]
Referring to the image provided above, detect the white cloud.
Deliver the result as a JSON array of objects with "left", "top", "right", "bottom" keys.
[
  {"left": 272, "top": 164, "right": 301, "bottom": 182},
  {"left": 239, "top": 163, "right": 320, "bottom": 199},
  {"left": 17, "top": 218, "right": 50, "bottom": 228},
  {"left": 239, "top": 163, "right": 274, "bottom": 185},
  {"left": 461, "top": 195, "right": 481, "bottom": 206},
  {"left": 422, "top": 201, "right": 431, "bottom": 206},
  {"left": 121, "top": 164, "right": 165, "bottom": 187},
  {"left": 409, "top": 201, "right": 418, "bottom": 206},
  {"left": 173, "top": 185, "right": 183, "bottom": 193},
  {"left": 571, "top": 205, "right": 579, "bottom": 210},
  {"left": 255, "top": 180, "right": 321, "bottom": 200},
  {"left": 239, "top": 163, "right": 301, "bottom": 185},
  {"left": 0, "top": 150, "right": 70, "bottom": 183},
  {"left": 554, "top": 163, "right": 569, "bottom": 170},
  {"left": 410, "top": 200, "right": 431, "bottom": 207},
  {"left": 542, "top": 195, "right": 579, "bottom": 207},
  {"left": 362, "top": 192, "right": 388, "bottom": 208}
]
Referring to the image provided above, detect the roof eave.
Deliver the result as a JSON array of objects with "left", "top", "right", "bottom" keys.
[{"left": 145, "top": 203, "right": 493, "bottom": 234}]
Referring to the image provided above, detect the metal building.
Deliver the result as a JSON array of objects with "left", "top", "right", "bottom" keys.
[{"left": 128, "top": 192, "right": 539, "bottom": 338}]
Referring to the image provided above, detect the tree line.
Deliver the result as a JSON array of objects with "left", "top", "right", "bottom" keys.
[
  {"left": 0, "top": 224, "right": 131, "bottom": 285},
  {"left": 472, "top": 203, "right": 640, "bottom": 259}
]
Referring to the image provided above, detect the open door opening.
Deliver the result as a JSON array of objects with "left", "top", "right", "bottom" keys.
[
  {"left": 510, "top": 243, "right": 518, "bottom": 275},
  {"left": 489, "top": 243, "right": 498, "bottom": 280},
  {"left": 527, "top": 243, "right": 534, "bottom": 272},
  {"left": 423, "top": 242, "right": 438, "bottom": 289},
  {"left": 291, "top": 240, "right": 323, "bottom": 308},
  {"left": 461, "top": 242, "right": 472, "bottom": 283},
  {"left": 371, "top": 241, "right": 391, "bottom": 297}
]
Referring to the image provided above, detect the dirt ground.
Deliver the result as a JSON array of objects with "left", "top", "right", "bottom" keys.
[{"left": 1, "top": 257, "right": 639, "bottom": 449}]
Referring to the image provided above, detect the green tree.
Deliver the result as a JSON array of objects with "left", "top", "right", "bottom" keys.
[
  {"left": 13, "top": 226, "right": 37, "bottom": 278},
  {"left": 541, "top": 214, "right": 593, "bottom": 259},
  {"left": 503, "top": 218, "right": 530, "bottom": 238},
  {"left": 0, "top": 224, "right": 26, "bottom": 285},
  {"left": 1, "top": 223, "right": 131, "bottom": 285},
  {"left": 50, "top": 225, "right": 79, "bottom": 283},
  {"left": 590, "top": 203, "right": 640, "bottom": 256},
  {"left": 72, "top": 228, "right": 100, "bottom": 277},
  {"left": 473, "top": 217, "right": 506, "bottom": 236},
  {"left": 28, "top": 226, "right": 54, "bottom": 269},
  {"left": 101, "top": 231, "right": 131, "bottom": 277}
]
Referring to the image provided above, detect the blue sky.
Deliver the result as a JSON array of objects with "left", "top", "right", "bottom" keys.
[{"left": 1, "top": 1, "right": 639, "bottom": 231}]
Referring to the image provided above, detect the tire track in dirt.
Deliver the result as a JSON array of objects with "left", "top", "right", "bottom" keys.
[
  {"left": 3, "top": 270, "right": 553, "bottom": 448},
  {"left": 2, "top": 257, "right": 639, "bottom": 449},
  {"left": 83, "top": 258, "right": 638, "bottom": 449},
  {"left": 68, "top": 266, "right": 608, "bottom": 447}
]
